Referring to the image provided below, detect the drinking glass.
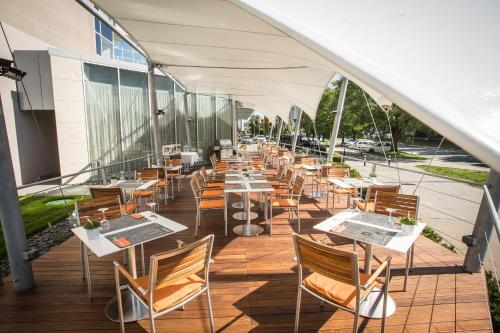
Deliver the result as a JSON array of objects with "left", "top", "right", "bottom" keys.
[
  {"left": 136, "top": 172, "right": 142, "bottom": 183},
  {"left": 98, "top": 207, "right": 110, "bottom": 232},
  {"left": 386, "top": 207, "right": 397, "bottom": 230},
  {"left": 120, "top": 170, "right": 125, "bottom": 181},
  {"left": 146, "top": 202, "right": 157, "bottom": 217}
]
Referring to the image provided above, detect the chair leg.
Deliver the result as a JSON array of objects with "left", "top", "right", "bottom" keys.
[
  {"left": 195, "top": 209, "right": 200, "bottom": 237},
  {"left": 294, "top": 286, "right": 302, "bottom": 333},
  {"left": 353, "top": 309, "right": 359, "bottom": 333},
  {"left": 149, "top": 312, "right": 156, "bottom": 333},
  {"left": 80, "top": 242, "right": 86, "bottom": 280},
  {"left": 141, "top": 244, "right": 146, "bottom": 276},
  {"left": 114, "top": 268, "right": 125, "bottom": 333},
  {"left": 207, "top": 288, "right": 215, "bottom": 333},
  {"left": 224, "top": 201, "right": 228, "bottom": 237},
  {"left": 404, "top": 248, "right": 411, "bottom": 292},
  {"left": 297, "top": 207, "right": 301, "bottom": 233}
]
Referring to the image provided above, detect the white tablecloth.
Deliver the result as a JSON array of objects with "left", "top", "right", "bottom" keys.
[{"left": 181, "top": 152, "right": 200, "bottom": 166}]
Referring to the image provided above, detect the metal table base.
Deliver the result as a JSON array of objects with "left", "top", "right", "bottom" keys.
[
  {"left": 232, "top": 201, "right": 255, "bottom": 209},
  {"left": 105, "top": 289, "right": 148, "bottom": 322},
  {"left": 232, "top": 211, "right": 258, "bottom": 220},
  {"left": 233, "top": 224, "right": 264, "bottom": 236},
  {"left": 358, "top": 287, "right": 396, "bottom": 318}
]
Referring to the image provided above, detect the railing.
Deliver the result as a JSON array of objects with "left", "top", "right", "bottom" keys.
[{"left": 484, "top": 184, "right": 500, "bottom": 242}]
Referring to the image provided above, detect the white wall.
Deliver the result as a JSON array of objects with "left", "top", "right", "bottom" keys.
[{"left": 50, "top": 55, "right": 90, "bottom": 184}]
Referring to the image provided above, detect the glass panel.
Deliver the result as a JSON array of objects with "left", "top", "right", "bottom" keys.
[
  {"left": 196, "top": 95, "right": 216, "bottom": 160},
  {"left": 95, "top": 35, "right": 101, "bottom": 55},
  {"left": 216, "top": 96, "right": 232, "bottom": 141},
  {"left": 101, "top": 22, "right": 113, "bottom": 41},
  {"left": 119, "top": 69, "right": 151, "bottom": 167},
  {"left": 84, "top": 63, "right": 122, "bottom": 175},
  {"left": 94, "top": 17, "right": 100, "bottom": 33},
  {"left": 156, "top": 75, "right": 176, "bottom": 145},
  {"left": 101, "top": 39, "right": 113, "bottom": 59}
]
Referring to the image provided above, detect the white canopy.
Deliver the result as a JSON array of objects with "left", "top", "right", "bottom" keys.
[{"left": 93, "top": 0, "right": 500, "bottom": 171}]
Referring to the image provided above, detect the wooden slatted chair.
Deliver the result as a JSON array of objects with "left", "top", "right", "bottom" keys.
[
  {"left": 75, "top": 196, "right": 123, "bottom": 298},
  {"left": 166, "top": 158, "right": 183, "bottom": 192},
  {"left": 190, "top": 178, "right": 227, "bottom": 236},
  {"left": 293, "top": 233, "right": 392, "bottom": 333},
  {"left": 374, "top": 191, "right": 419, "bottom": 291},
  {"left": 113, "top": 235, "right": 215, "bottom": 333},
  {"left": 268, "top": 175, "right": 305, "bottom": 234},
  {"left": 270, "top": 168, "right": 294, "bottom": 197},
  {"left": 143, "top": 167, "right": 171, "bottom": 204},
  {"left": 325, "top": 168, "right": 354, "bottom": 212},
  {"left": 193, "top": 171, "right": 224, "bottom": 199},
  {"left": 132, "top": 169, "right": 159, "bottom": 207},
  {"left": 196, "top": 169, "right": 224, "bottom": 189},
  {"left": 355, "top": 184, "right": 401, "bottom": 212},
  {"left": 90, "top": 187, "right": 137, "bottom": 215}
]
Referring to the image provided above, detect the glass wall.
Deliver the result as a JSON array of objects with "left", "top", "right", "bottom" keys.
[{"left": 83, "top": 62, "right": 234, "bottom": 167}]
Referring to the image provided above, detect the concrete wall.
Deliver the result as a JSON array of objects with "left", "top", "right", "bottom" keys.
[
  {"left": 49, "top": 54, "right": 90, "bottom": 184},
  {"left": 0, "top": 1, "right": 94, "bottom": 185}
]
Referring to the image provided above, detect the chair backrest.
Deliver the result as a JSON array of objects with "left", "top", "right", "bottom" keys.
[
  {"left": 75, "top": 196, "right": 122, "bottom": 225},
  {"left": 330, "top": 167, "right": 350, "bottom": 178},
  {"left": 320, "top": 165, "right": 333, "bottom": 177},
  {"left": 284, "top": 169, "right": 294, "bottom": 185},
  {"left": 170, "top": 158, "right": 182, "bottom": 167},
  {"left": 147, "top": 235, "right": 214, "bottom": 304},
  {"left": 301, "top": 157, "right": 314, "bottom": 165},
  {"left": 293, "top": 233, "right": 358, "bottom": 286},
  {"left": 365, "top": 184, "right": 401, "bottom": 202},
  {"left": 190, "top": 176, "right": 200, "bottom": 198},
  {"left": 292, "top": 176, "right": 305, "bottom": 197},
  {"left": 199, "top": 166, "right": 209, "bottom": 182},
  {"left": 294, "top": 156, "right": 302, "bottom": 164},
  {"left": 137, "top": 169, "right": 159, "bottom": 181},
  {"left": 90, "top": 186, "right": 126, "bottom": 204},
  {"left": 374, "top": 192, "right": 419, "bottom": 218},
  {"left": 144, "top": 167, "right": 165, "bottom": 178}
]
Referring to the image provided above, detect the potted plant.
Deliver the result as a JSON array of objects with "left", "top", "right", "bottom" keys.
[
  {"left": 110, "top": 175, "right": 118, "bottom": 184},
  {"left": 369, "top": 172, "right": 377, "bottom": 182},
  {"left": 399, "top": 216, "right": 417, "bottom": 234},
  {"left": 84, "top": 218, "right": 101, "bottom": 240}
]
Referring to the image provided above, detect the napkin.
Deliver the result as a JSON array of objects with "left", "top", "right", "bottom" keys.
[
  {"left": 112, "top": 236, "right": 131, "bottom": 248},
  {"left": 130, "top": 213, "right": 144, "bottom": 219}
]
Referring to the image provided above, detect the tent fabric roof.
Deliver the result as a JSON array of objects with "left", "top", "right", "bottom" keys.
[{"left": 93, "top": 0, "right": 500, "bottom": 171}]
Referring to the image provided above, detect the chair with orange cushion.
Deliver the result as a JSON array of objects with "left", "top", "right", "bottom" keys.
[
  {"left": 268, "top": 175, "right": 305, "bottom": 235},
  {"left": 193, "top": 171, "right": 224, "bottom": 199},
  {"left": 165, "top": 158, "right": 183, "bottom": 192},
  {"left": 325, "top": 167, "right": 356, "bottom": 212},
  {"left": 355, "top": 184, "right": 401, "bottom": 212},
  {"left": 113, "top": 235, "right": 215, "bottom": 333},
  {"left": 190, "top": 178, "right": 227, "bottom": 236},
  {"left": 292, "top": 233, "right": 392, "bottom": 333},
  {"left": 143, "top": 167, "right": 170, "bottom": 204},
  {"left": 195, "top": 170, "right": 224, "bottom": 190},
  {"left": 90, "top": 187, "right": 137, "bottom": 215},
  {"left": 132, "top": 169, "right": 159, "bottom": 209}
]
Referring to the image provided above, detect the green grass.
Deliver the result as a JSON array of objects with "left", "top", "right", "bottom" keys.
[
  {"left": 486, "top": 271, "right": 500, "bottom": 331},
  {"left": 416, "top": 165, "right": 489, "bottom": 184},
  {"left": 0, "top": 195, "right": 88, "bottom": 259},
  {"left": 373, "top": 151, "right": 428, "bottom": 160}
]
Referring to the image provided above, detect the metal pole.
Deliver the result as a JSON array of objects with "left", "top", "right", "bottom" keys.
[
  {"left": 147, "top": 62, "right": 163, "bottom": 166},
  {"left": 183, "top": 92, "right": 192, "bottom": 148},
  {"left": 0, "top": 98, "right": 35, "bottom": 290},
  {"left": 276, "top": 117, "right": 283, "bottom": 145},
  {"left": 327, "top": 78, "right": 349, "bottom": 161},
  {"left": 291, "top": 106, "right": 303, "bottom": 153},
  {"left": 231, "top": 99, "right": 237, "bottom": 145},
  {"left": 463, "top": 170, "right": 500, "bottom": 273},
  {"left": 172, "top": 81, "right": 177, "bottom": 146}
]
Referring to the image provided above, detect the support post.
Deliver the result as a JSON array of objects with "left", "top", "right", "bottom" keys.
[
  {"left": 291, "top": 106, "right": 303, "bottom": 153},
  {"left": 327, "top": 78, "right": 349, "bottom": 161},
  {"left": 231, "top": 99, "right": 238, "bottom": 145},
  {"left": 463, "top": 170, "right": 500, "bottom": 272},
  {"left": 276, "top": 117, "right": 283, "bottom": 146},
  {"left": 0, "top": 98, "right": 35, "bottom": 290},
  {"left": 183, "top": 92, "right": 192, "bottom": 148},
  {"left": 147, "top": 62, "right": 163, "bottom": 166}
]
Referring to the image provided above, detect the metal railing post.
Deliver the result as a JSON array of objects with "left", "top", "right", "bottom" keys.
[{"left": 463, "top": 170, "right": 500, "bottom": 273}]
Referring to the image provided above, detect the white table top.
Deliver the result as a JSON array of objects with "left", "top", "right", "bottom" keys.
[
  {"left": 302, "top": 164, "right": 321, "bottom": 171},
  {"left": 165, "top": 165, "right": 183, "bottom": 171},
  {"left": 72, "top": 211, "right": 188, "bottom": 257},
  {"left": 328, "top": 177, "right": 383, "bottom": 189},
  {"left": 224, "top": 181, "right": 275, "bottom": 193},
  {"left": 109, "top": 179, "right": 158, "bottom": 190},
  {"left": 313, "top": 209, "right": 426, "bottom": 253}
]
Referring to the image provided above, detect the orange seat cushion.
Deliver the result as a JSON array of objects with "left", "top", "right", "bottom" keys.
[
  {"left": 205, "top": 183, "right": 224, "bottom": 188},
  {"left": 199, "top": 199, "right": 225, "bottom": 209},
  {"left": 167, "top": 173, "right": 180, "bottom": 177},
  {"left": 303, "top": 272, "right": 376, "bottom": 309},
  {"left": 333, "top": 188, "right": 355, "bottom": 194},
  {"left": 201, "top": 189, "right": 224, "bottom": 198},
  {"left": 270, "top": 198, "right": 297, "bottom": 207},
  {"left": 135, "top": 274, "right": 204, "bottom": 312},
  {"left": 356, "top": 201, "right": 375, "bottom": 212},
  {"left": 155, "top": 181, "right": 168, "bottom": 187},
  {"left": 271, "top": 187, "right": 289, "bottom": 196},
  {"left": 123, "top": 203, "right": 137, "bottom": 214},
  {"left": 132, "top": 190, "right": 157, "bottom": 198}
]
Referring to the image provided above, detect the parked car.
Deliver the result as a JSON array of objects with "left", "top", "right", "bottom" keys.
[
  {"left": 254, "top": 134, "right": 266, "bottom": 141},
  {"left": 342, "top": 139, "right": 356, "bottom": 148},
  {"left": 241, "top": 135, "right": 254, "bottom": 144},
  {"left": 353, "top": 139, "right": 375, "bottom": 150},
  {"left": 362, "top": 142, "right": 392, "bottom": 153}
]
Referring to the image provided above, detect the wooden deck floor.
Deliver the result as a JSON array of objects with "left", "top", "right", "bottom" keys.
[{"left": 0, "top": 176, "right": 493, "bottom": 332}]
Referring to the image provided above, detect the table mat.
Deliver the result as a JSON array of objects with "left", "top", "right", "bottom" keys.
[
  {"left": 117, "top": 180, "right": 144, "bottom": 189},
  {"left": 348, "top": 212, "right": 401, "bottom": 231},
  {"left": 225, "top": 184, "right": 247, "bottom": 191},
  {"left": 330, "top": 221, "right": 396, "bottom": 246},
  {"left": 100, "top": 215, "right": 149, "bottom": 234},
  {"left": 249, "top": 182, "right": 273, "bottom": 189},
  {"left": 105, "top": 223, "right": 174, "bottom": 246}
]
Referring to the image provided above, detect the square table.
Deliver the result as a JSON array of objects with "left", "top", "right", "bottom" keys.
[
  {"left": 72, "top": 211, "right": 187, "bottom": 322},
  {"left": 224, "top": 178, "right": 274, "bottom": 236},
  {"left": 314, "top": 209, "right": 425, "bottom": 318}
]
